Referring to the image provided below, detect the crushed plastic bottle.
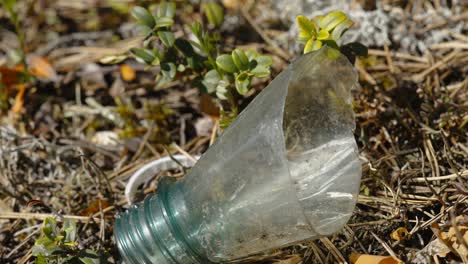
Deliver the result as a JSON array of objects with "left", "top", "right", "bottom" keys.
[{"left": 114, "top": 46, "right": 362, "bottom": 264}]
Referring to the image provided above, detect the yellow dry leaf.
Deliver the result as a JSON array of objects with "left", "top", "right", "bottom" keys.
[
  {"left": 120, "top": 64, "right": 136, "bottom": 82},
  {"left": 11, "top": 84, "right": 26, "bottom": 113},
  {"left": 80, "top": 198, "right": 110, "bottom": 216},
  {"left": 350, "top": 253, "right": 403, "bottom": 264},
  {"left": 446, "top": 218, "right": 468, "bottom": 261},
  {"left": 390, "top": 227, "right": 410, "bottom": 241},
  {"left": 432, "top": 216, "right": 468, "bottom": 262},
  {"left": 28, "top": 55, "right": 58, "bottom": 80}
]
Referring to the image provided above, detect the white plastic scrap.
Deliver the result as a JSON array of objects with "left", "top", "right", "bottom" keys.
[{"left": 125, "top": 154, "right": 200, "bottom": 204}]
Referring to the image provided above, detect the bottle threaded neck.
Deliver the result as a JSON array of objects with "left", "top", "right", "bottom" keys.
[{"left": 114, "top": 181, "right": 210, "bottom": 264}]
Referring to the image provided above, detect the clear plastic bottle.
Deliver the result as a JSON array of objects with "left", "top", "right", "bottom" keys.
[{"left": 114, "top": 46, "right": 362, "bottom": 264}]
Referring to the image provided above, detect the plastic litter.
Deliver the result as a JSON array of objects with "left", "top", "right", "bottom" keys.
[
  {"left": 125, "top": 154, "right": 200, "bottom": 204},
  {"left": 114, "top": 46, "right": 362, "bottom": 264}
]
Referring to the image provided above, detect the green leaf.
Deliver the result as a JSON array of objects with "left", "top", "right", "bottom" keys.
[
  {"left": 340, "top": 44, "right": 356, "bottom": 64},
  {"left": 317, "top": 29, "right": 329, "bottom": 40},
  {"left": 219, "top": 109, "right": 237, "bottom": 128},
  {"left": 151, "top": 57, "right": 161, "bottom": 66},
  {"left": 347, "top": 42, "right": 368, "bottom": 56},
  {"left": 297, "top": 31, "right": 312, "bottom": 44},
  {"left": 321, "top": 39, "right": 339, "bottom": 50},
  {"left": 157, "top": 1, "right": 176, "bottom": 18},
  {"left": 296, "top": 15, "right": 316, "bottom": 37},
  {"left": 155, "top": 17, "right": 174, "bottom": 28},
  {"left": 130, "top": 48, "right": 156, "bottom": 64},
  {"left": 251, "top": 65, "right": 270, "bottom": 77},
  {"left": 330, "top": 18, "right": 353, "bottom": 40},
  {"left": 188, "top": 40, "right": 203, "bottom": 51},
  {"left": 63, "top": 219, "right": 77, "bottom": 244},
  {"left": 235, "top": 73, "right": 250, "bottom": 95},
  {"left": 215, "top": 80, "right": 229, "bottom": 100},
  {"left": 326, "top": 48, "right": 341, "bottom": 59},
  {"left": 255, "top": 55, "right": 273, "bottom": 67},
  {"left": 161, "top": 62, "right": 176, "bottom": 79},
  {"left": 231, "top": 49, "right": 249, "bottom": 71},
  {"left": 304, "top": 39, "right": 322, "bottom": 54},
  {"left": 158, "top": 31, "right": 175, "bottom": 47},
  {"left": 319, "top": 10, "right": 347, "bottom": 31},
  {"left": 136, "top": 24, "right": 152, "bottom": 36},
  {"left": 190, "top": 22, "right": 202, "bottom": 37},
  {"left": 78, "top": 250, "right": 100, "bottom": 264},
  {"left": 175, "top": 39, "right": 196, "bottom": 56},
  {"left": 32, "top": 236, "right": 59, "bottom": 256},
  {"left": 131, "top": 6, "right": 155, "bottom": 29},
  {"left": 1, "top": 0, "right": 16, "bottom": 10},
  {"left": 216, "top": 54, "right": 238, "bottom": 73},
  {"left": 35, "top": 255, "right": 47, "bottom": 264},
  {"left": 42, "top": 217, "right": 59, "bottom": 241},
  {"left": 245, "top": 50, "right": 258, "bottom": 61},
  {"left": 205, "top": 2, "right": 224, "bottom": 27},
  {"left": 202, "top": 69, "right": 221, "bottom": 93},
  {"left": 311, "top": 15, "right": 324, "bottom": 31}
]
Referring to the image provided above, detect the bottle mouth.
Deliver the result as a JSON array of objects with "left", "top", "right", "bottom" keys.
[{"left": 115, "top": 179, "right": 211, "bottom": 264}]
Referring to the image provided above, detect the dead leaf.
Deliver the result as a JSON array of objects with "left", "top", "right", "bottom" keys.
[
  {"left": 200, "top": 93, "right": 220, "bottom": 118},
  {"left": 431, "top": 216, "right": 468, "bottom": 262},
  {"left": 80, "top": 198, "right": 110, "bottom": 216},
  {"left": 27, "top": 55, "right": 58, "bottom": 81},
  {"left": 11, "top": 84, "right": 26, "bottom": 113},
  {"left": 0, "top": 66, "right": 22, "bottom": 89},
  {"left": 350, "top": 253, "right": 403, "bottom": 264},
  {"left": 390, "top": 227, "right": 410, "bottom": 241},
  {"left": 120, "top": 64, "right": 136, "bottom": 82},
  {"left": 91, "top": 131, "right": 119, "bottom": 146}
]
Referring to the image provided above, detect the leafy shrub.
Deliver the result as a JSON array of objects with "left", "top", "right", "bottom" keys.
[
  {"left": 129, "top": 1, "right": 273, "bottom": 125},
  {"left": 32, "top": 217, "right": 108, "bottom": 264}
]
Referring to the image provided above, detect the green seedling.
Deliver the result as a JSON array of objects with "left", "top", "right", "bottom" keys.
[
  {"left": 296, "top": 11, "right": 368, "bottom": 62},
  {"left": 32, "top": 217, "right": 107, "bottom": 264}
]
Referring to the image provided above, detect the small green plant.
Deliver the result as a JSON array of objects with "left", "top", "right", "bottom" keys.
[
  {"left": 204, "top": 1, "right": 224, "bottom": 27},
  {"left": 1, "top": 0, "right": 25, "bottom": 65},
  {"left": 0, "top": 0, "right": 35, "bottom": 112},
  {"left": 129, "top": 1, "right": 273, "bottom": 125},
  {"left": 32, "top": 217, "right": 107, "bottom": 264},
  {"left": 296, "top": 11, "right": 367, "bottom": 62}
]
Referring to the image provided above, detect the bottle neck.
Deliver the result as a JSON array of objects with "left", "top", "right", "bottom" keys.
[{"left": 114, "top": 178, "right": 212, "bottom": 264}]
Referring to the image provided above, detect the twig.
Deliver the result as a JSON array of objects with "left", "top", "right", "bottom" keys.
[
  {"left": 412, "top": 50, "right": 459, "bottom": 83},
  {"left": 410, "top": 169, "right": 468, "bottom": 182},
  {"left": 5, "top": 227, "right": 40, "bottom": 258},
  {"left": 209, "top": 118, "right": 219, "bottom": 146},
  {"left": 172, "top": 143, "right": 198, "bottom": 163},
  {"left": 240, "top": 7, "right": 290, "bottom": 61},
  {"left": 430, "top": 41, "right": 468, "bottom": 50},
  {"left": 370, "top": 232, "right": 399, "bottom": 259},
  {"left": 0, "top": 212, "right": 103, "bottom": 223},
  {"left": 368, "top": 49, "right": 428, "bottom": 63},
  {"left": 319, "top": 237, "right": 347, "bottom": 264},
  {"left": 383, "top": 45, "right": 395, "bottom": 73}
]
